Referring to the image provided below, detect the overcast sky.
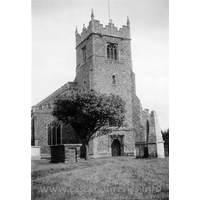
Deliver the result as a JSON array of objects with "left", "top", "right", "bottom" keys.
[{"left": 32, "top": 0, "right": 169, "bottom": 130}]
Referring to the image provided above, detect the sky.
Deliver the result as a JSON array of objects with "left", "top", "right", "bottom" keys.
[{"left": 32, "top": 0, "right": 169, "bottom": 130}]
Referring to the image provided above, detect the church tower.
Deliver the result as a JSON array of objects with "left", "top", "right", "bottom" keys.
[
  {"left": 75, "top": 10, "right": 142, "bottom": 157},
  {"left": 31, "top": 10, "right": 165, "bottom": 159}
]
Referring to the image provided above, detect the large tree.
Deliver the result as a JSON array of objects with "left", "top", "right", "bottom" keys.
[{"left": 52, "top": 91, "right": 126, "bottom": 160}]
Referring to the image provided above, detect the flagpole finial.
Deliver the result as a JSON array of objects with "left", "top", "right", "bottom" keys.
[
  {"left": 91, "top": 8, "right": 94, "bottom": 20},
  {"left": 127, "top": 16, "right": 130, "bottom": 27}
]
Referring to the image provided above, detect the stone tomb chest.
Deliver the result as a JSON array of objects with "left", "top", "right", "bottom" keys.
[{"left": 50, "top": 144, "right": 82, "bottom": 163}]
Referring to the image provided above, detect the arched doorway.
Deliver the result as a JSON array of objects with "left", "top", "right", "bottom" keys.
[{"left": 111, "top": 139, "right": 121, "bottom": 156}]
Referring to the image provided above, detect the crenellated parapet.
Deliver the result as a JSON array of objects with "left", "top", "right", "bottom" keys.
[
  {"left": 75, "top": 10, "right": 131, "bottom": 48},
  {"left": 142, "top": 109, "right": 149, "bottom": 118}
]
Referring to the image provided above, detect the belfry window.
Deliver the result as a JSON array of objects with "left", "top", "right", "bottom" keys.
[
  {"left": 47, "top": 121, "right": 61, "bottom": 145},
  {"left": 82, "top": 46, "right": 87, "bottom": 63},
  {"left": 107, "top": 43, "right": 118, "bottom": 60}
]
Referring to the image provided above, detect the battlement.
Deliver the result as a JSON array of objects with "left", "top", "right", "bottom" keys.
[
  {"left": 142, "top": 109, "right": 156, "bottom": 118},
  {"left": 76, "top": 13, "right": 131, "bottom": 47},
  {"left": 142, "top": 109, "right": 149, "bottom": 117}
]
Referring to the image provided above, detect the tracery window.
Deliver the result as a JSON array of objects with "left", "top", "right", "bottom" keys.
[
  {"left": 107, "top": 43, "right": 118, "bottom": 60},
  {"left": 47, "top": 121, "right": 61, "bottom": 145}
]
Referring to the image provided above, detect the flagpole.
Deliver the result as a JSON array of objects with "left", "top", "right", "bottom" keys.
[{"left": 108, "top": 0, "right": 111, "bottom": 21}]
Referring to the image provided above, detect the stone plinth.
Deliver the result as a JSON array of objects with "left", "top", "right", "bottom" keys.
[{"left": 50, "top": 144, "right": 82, "bottom": 163}]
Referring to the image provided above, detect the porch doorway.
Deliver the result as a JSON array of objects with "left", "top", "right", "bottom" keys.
[{"left": 111, "top": 139, "right": 121, "bottom": 156}]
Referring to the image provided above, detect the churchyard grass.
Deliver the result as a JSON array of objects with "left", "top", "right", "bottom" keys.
[{"left": 32, "top": 157, "right": 169, "bottom": 200}]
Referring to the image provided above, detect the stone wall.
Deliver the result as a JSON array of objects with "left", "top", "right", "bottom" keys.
[
  {"left": 32, "top": 110, "right": 80, "bottom": 158},
  {"left": 75, "top": 16, "right": 144, "bottom": 159},
  {"left": 32, "top": 111, "right": 54, "bottom": 156},
  {"left": 91, "top": 36, "right": 135, "bottom": 128},
  {"left": 31, "top": 82, "right": 81, "bottom": 158},
  {"left": 92, "top": 129, "right": 137, "bottom": 158}
]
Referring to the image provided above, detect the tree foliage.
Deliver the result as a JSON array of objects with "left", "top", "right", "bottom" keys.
[
  {"left": 52, "top": 91, "right": 126, "bottom": 159},
  {"left": 161, "top": 128, "right": 169, "bottom": 141}
]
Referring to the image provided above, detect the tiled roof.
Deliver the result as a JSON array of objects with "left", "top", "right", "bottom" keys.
[{"left": 33, "top": 82, "right": 78, "bottom": 107}]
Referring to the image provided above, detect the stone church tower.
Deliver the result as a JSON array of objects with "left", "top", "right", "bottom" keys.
[{"left": 31, "top": 10, "right": 165, "bottom": 159}]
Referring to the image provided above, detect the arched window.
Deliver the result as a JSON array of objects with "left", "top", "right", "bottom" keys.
[
  {"left": 47, "top": 122, "right": 61, "bottom": 145},
  {"left": 107, "top": 43, "right": 118, "bottom": 60}
]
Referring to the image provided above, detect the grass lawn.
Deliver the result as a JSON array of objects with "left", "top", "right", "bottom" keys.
[{"left": 32, "top": 157, "right": 169, "bottom": 200}]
